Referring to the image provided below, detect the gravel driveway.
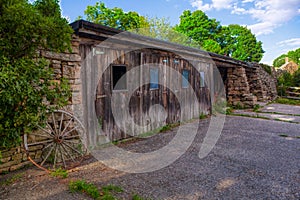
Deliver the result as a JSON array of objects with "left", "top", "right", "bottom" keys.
[{"left": 1, "top": 115, "right": 299, "bottom": 199}]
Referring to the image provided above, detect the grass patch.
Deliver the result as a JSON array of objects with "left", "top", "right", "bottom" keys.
[
  {"left": 225, "top": 107, "right": 233, "bottom": 115},
  {"left": 0, "top": 173, "right": 24, "bottom": 186},
  {"left": 102, "top": 184, "right": 123, "bottom": 193},
  {"left": 160, "top": 124, "right": 172, "bottom": 132},
  {"left": 274, "top": 97, "right": 300, "bottom": 106},
  {"left": 50, "top": 167, "right": 68, "bottom": 178},
  {"left": 69, "top": 180, "right": 100, "bottom": 199},
  {"left": 253, "top": 104, "right": 261, "bottom": 112},
  {"left": 199, "top": 113, "right": 208, "bottom": 119},
  {"left": 132, "top": 194, "right": 145, "bottom": 200},
  {"left": 69, "top": 180, "right": 124, "bottom": 200}
]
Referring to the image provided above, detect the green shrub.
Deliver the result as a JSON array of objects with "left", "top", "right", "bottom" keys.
[
  {"left": 50, "top": 168, "right": 68, "bottom": 178},
  {"left": 69, "top": 180, "right": 100, "bottom": 199},
  {"left": 0, "top": 0, "right": 73, "bottom": 149}
]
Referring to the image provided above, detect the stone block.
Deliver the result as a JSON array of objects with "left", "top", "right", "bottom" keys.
[
  {"left": 0, "top": 167, "right": 10, "bottom": 173},
  {"left": 0, "top": 160, "right": 19, "bottom": 168},
  {"left": 12, "top": 153, "right": 23, "bottom": 161},
  {"left": 10, "top": 161, "right": 31, "bottom": 171},
  {"left": 1, "top": 156, "right": 11, "bottom": 163}
]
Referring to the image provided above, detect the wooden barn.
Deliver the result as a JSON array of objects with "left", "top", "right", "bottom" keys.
[{"left": 70, "top": 20, "right": 257, "bottom": 143}]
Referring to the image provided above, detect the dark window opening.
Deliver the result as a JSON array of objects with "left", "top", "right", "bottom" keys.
[{"left": 112, "top": 65, "right": 127, "bottom": 90}]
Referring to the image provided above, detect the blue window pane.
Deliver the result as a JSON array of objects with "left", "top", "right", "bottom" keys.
[
  {"left": 200, "top": 72, "right": 205, "bottom": 87},
  {"left": 150, "top": 68, "right": 159, "bottom": 89},
  {"left": 182, "top": 70, "right": 189, "bottom": 88}
]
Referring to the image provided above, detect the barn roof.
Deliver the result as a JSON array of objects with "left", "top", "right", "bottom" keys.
[{"left": 70, "top": 20, "right": 254, "bottom": 68}]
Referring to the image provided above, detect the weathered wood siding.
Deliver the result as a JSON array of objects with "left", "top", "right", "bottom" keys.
[{"left": 80, "top": 45, "right": 212, "bottom": 142}]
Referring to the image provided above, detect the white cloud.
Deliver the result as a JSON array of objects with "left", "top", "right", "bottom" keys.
[
  {"left": 277, "top": 38, "right": 300, "bottom": 47},
  {"left": 190, "top": 0, "right": 234, "bottom": 11},
  {"left": 231, "top": 3, "right": 247, "bottom": 15},
  {"left": 248, "top": 22, "right": 276, "bottom": 35},
  {"left": 190, "top": 0, "right": 212, "bottom": 11},
  {"left": 242, "top": 0, "right": 254, "bottom": 3},
  {"left": 189, "top": 0, "right": 300, "bottom": 36}
]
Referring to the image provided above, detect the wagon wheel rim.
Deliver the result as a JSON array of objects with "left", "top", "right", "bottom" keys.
[{"left": 23, "top": 110, "right": 87, "bottom": 170}]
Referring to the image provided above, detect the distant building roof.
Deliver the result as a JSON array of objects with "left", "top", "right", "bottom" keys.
[{"left": 279, "top": 57, "right": 298, "bottom": 74}]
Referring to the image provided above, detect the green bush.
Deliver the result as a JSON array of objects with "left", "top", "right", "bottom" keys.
[
  {"left": 69, "top": 180, "right": 100, "bottom": 199},
  {"left": 0, "top": 0, "right": 73, "bottom": 150}
]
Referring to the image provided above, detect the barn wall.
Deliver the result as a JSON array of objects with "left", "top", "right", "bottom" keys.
[{"left": 80, "top": 44, "right": 212, "bottom": 142}]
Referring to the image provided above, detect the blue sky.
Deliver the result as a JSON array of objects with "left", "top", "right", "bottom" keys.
[{"left": 60, "top": 0, "right": 300, "bottom": 65}]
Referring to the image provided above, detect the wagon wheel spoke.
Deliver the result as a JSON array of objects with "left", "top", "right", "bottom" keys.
[
  {"left": 45, "top": 121, "right": 56, "bottom": 136},
  {"left": 23, "top": 110, "right": 87, "bottom": 171},
  {"left": 59, "top": 117, "right": 73, "bottom": 137},
  {"left": 61, "top": 142, "right": 76, "bottom": 162},
  {"left": 51, "top": 112, "right": 59, "bottom": 136},
  {"left": 28, "top": 132, "right": 53, "bottom": 139},
  {"left": 36, "top": 124, "right": 54, "bottom": 137},
  {"left": 62, "top": 141, "right": 84, "bottom": 157},
  {"left": 59, "top": 112, "right": 64, "bottom": 135},
  {"left": 53, "top": 144, "right": 59, "bottom": 169},
  {"left": 58, "top": 144, "right": 67, "bottom": 169},
  {"left": 40, "top": 143, "right": 55, "bottom": 167}
]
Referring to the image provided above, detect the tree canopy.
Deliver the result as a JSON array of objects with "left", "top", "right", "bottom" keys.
[
  {"left": 174, "top": 10, "right": 264, "bottom": 62},
  {"left": 0, "top": 0, "right": 73, "bottom": 149},
  {"left": 174, "top": 10, "right": 221, "bottom": 46},
  {"left": 218, "top": 24, "right": 264, "bottom": 62},
  {"left": 81, "top": 3, "right": 264, "bottom": 62},
  {"left": 273, "top": 48, "right": 300, "bottom": 68},
  {"left": 84, "top": 2, "right": 149, "bottom": 30}
]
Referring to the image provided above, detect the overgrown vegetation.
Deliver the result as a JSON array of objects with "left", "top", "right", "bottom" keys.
[
  {"left": 69, "top": 180, "right": 101, "bottom": 199},
  {"left": 274, "top": 98, "right": 300, "bottom": 106},
  {"left": 0, "top": 173, "right": 24, "bottom": 186},
  {"left": 260, "top": 63, "right": 273, "bottom": 75},
  {"left": 50, "top": 168, "right": 68, "bottom": 178},
  {"left": 69, "top": 180, "right": 126, "bottom": 200},
  {"left": 253, "top": 104, "right": 261, "bottom": 112},
  {"left": 0, "top": 0, "right": 72, "bottom": 151}
]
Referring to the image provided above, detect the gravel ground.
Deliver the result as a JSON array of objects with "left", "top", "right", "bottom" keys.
[{"left": 1, "top": 115, "right": 299, "bottom": 200}]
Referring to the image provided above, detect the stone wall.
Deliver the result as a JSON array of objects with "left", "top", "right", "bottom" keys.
[
  {"left": 226, "top": 67, "right": 257, "bottom": 108},
  {"left": 246, "top": 64, "right": 277, "bottom": 102},
  {"left": 0, "top": 35, "right": 82, "bottom": 173}
]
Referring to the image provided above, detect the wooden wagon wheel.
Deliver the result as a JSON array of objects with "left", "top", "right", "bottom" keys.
[{"left": 23, "top": 110, "right": 87, "bottom": 170}]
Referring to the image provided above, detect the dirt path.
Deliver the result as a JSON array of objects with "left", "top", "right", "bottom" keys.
[{"left": 1, "top": 113, "right": 299, "bottom": 199}]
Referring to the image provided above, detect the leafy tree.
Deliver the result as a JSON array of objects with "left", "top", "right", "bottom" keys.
[
  {"left": 273, "top": 48, "right": 300, "bottom": 68},
  {"left": 83, "top": 1, "right": 149, "bottom": 30},
  {"left": 273, "top": 54, "right": 288, "bottom": 68},
  {"left": 174, "top": 10, "right": 221, "bottom": 46},
  {"left": 202, "top": 39, "right": 222, "bottom": 54},
  {"left": 139, "top": 17, "right": 173, "bottom": 40},
  {"left": 287, "top": 48, "right": 300, "bottom": 65},
  {"left": 174, "top": 10, "right": 264, "bottom": 62},
  {"left": 293, "top": 69, "right": 300, "bottom": 86},
  {"left": 0, "top": 0, "right": 72, "bottom": 149},
  {"left": 218, "top": 25, "right": 264, "bottom": 62}
]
